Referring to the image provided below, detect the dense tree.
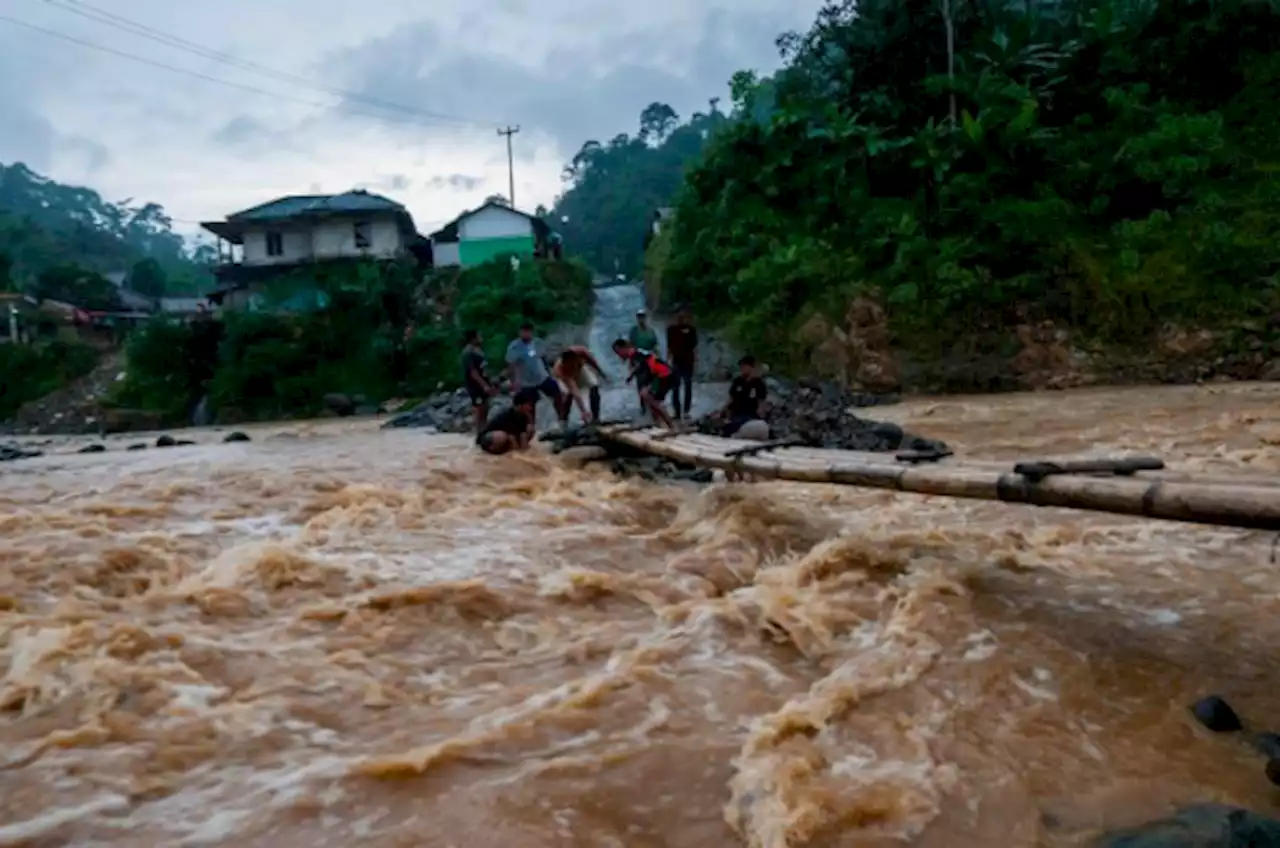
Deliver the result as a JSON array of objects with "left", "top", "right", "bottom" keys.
[
  {"left": 32, "top": 263, "right": 122, "bottom": 311},
  {"left": 639, "top": 102, "right": 680, "bottom": 145},
  {"left": 652, "top": 0, "right": 1280, "bottom": 361},
  {"left": 128, "top": 257, "right": 168, "bottom": 300},
  {"left": 551, "top": 103, "right": 726, "bottom": 277},
  {"left": 0, "top": 250, "right": 12, "bottom": 293},
  {"left": 0, "top": 162, "right": 213, "bottom": 294}
]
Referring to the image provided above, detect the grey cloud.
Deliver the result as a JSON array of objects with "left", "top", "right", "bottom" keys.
[
  {"left": 209, "top": 115, "right": 309, "bottom": 154},
  {"left": 55, "top": 135, "right": 111, "bottom": 174},
  {"left": 323, "top": 6, "right": 802, "bottom": 160},
  {"left": 0, "top": 53, "right": 55, "bottom": 171},
  {"left": 426, "top": 174, "right": 483, "bottom": 191}
]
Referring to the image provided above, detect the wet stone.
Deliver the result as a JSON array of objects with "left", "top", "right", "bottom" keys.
[
  {"left": 126, "top": 443, "right": 147, "bottom": 451},
  {"left": 155, "top": 435, "right": 177, "bottom": 448},
  {"left": 1092, "top": 804, "right": 1280, "bottom": 847},
  {"left": 693, "top": 376, "right": 942, "bottom": 453},
  {"left": 0, "top": 443, "right": 42, "bottom": 462},
  {"left": 77, "top": 444, "right": 107, "bottom": 454},
  {"left": 223, "top": 431, "right": 251, "bottom": 443},
  {"left": 1191, "top": 695, "right": 1244, "bottom": 734}
]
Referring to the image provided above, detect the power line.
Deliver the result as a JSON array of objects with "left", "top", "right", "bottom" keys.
[
  {"left": 0, "top": 14, "right": 495, "bottom": 135},
  {"left": 41, "top": 0, "right": 494, "bottom": 128}
]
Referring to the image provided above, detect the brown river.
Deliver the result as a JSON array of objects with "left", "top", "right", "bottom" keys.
[{"left": 2, "top": 381, "right": 1279, "bottom": 847}]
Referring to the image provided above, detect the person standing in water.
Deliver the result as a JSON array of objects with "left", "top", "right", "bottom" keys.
[
  {"left": 665, "top": 305, "right": 698, "bottom": 420},
  {"left": 552, "top": 345, "right": 606, "bottom": 427},
  {"left": 461, "top": 328, "right": 498, "bottom": 432},
  {"left": 612, "top": 338, "right": 675, "bottom": 428},
  {"left": 476, "top": 389, "right": 538, "bottom": 455},
  {"left": 504, "top": 322, "right": 562, "bottom": 419},
  {"left": 628, "top": 309, "right": 660, "bottom": 413}
]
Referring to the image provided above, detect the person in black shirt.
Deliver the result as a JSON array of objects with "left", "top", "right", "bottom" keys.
[
  {"left": 720, "top": 356, "right": 768, "bottom": 437},
  {"left": 476, "top": 389, "right": 538, "bottom": 455},
  {"left": 665, "top": 306, "right": 698, "bottom": 420},
  {"left": 461, "top": 329, "right": 498, "bottom": 432}
]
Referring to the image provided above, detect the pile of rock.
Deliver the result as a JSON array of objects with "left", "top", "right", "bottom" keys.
[
  {"left": 694, "top": 377, "right": 944, "bottom": 454},
  {"left": 382, "top": 388, "right": 478, "bottom": 433}
]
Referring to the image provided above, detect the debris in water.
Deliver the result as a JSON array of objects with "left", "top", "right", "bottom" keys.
[{"left": 1191, "top": 695, "right": 1243, "bottom": 733}]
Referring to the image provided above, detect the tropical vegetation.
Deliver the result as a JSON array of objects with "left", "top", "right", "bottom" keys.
[{"left": 555, "top": 0, "right": 1280, "bottom": 369}]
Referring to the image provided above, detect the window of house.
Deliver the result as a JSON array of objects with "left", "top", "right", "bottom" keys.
[
  {"left": 354, "top": 221, "right": 372, "bottom": 249},
  {"left": 266, "top": 231, "right": 284, "bottom": 257}
]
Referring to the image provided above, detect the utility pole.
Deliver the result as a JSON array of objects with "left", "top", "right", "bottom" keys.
[{"left": 497, "top": 126, "right": 520, "bottom": 207}]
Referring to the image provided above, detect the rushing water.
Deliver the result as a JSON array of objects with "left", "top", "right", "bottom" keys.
[{"left": 2, "top": 308, "right": 1280, "bottom": 845}]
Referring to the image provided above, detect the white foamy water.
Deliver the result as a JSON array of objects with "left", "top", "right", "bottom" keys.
[{"left": 1, "top": 379, "right": 1279, "bottom": 846}]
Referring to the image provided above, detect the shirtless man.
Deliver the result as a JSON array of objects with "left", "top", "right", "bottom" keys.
[{"left": 551, "top": 345, "right": 606, "bottom": 427}]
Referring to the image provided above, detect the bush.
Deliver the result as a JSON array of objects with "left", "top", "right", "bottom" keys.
[
  {"left": 109, "top": 316, "right": 221, "bottom": 419},
  {"left": 0, "top": 340, "right": 99, "bottom": 419},
  {"left": 114, "top": 257, "right": 595, "bottom": 422},
  {"left": 656, "top": 0, "right": 1280, "bottom": 364}
]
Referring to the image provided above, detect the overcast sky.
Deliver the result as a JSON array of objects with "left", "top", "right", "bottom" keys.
[{"left": 0, "top": 0, "right": 822, "bottom": 237}]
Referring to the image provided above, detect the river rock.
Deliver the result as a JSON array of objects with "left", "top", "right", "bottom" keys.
[
  {"left": 1191, "top": 695, "right": 1244, "bottom": 734},
  {"left": 693, "top": 377, "right": 940, "bottom": 453},
  {"left": 77, "top": 444, "right": 106, "bottom": 454},
  {"left": 381, "top": 388, "right": 483, "bottom": 433},
  {"left": 223, "top": 431, "right": 251, "bottom": 443},
  {"left": 155, "top": 434, "right": 177, "bottom": 448},
  {"left": 1092, "top": 804, "right": 1280, "bottom": 846},
  {"left": 0, "top": 443, "right": 42, "bottom": 462}
]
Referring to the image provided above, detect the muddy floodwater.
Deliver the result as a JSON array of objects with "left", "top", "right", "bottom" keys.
[{"left": 2, "top": 382, "right": 1280, "bottom": 847}]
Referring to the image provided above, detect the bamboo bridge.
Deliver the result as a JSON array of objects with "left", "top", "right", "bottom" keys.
[{"left": 589, "top": 424, "right": 1280, "bottom": 532}]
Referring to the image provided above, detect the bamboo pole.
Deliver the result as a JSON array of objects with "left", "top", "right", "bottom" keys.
[
  {"left": 612, "top": 429, "right": 1280, "bottom": 490},
  {"left": 597, "top": 426, "right": 1280, "bottom": 531}
]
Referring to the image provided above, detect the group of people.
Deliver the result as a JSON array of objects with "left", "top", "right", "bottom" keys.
[{"left": 464, "top": 308, "right": 771, "bottom": 457}]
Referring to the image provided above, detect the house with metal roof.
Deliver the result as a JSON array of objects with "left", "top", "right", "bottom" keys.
[
  {"left": 200, "top": 190, "right": 430, "bottom": 302},
  {"left": 429, "top": 200, "right": 561, "bottom": 269}
]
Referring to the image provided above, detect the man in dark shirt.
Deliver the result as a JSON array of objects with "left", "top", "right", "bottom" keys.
[
  {"left": 461, "top": 329, "right": 497, "bottom": 432},
  {"left": 476, "top": 389, "right": 538, "bottom": 455},
  {"left": 721, "top": 356, "right": 768, "bottom": 437},
  {"left": 665, "top": 306, "right": 698, "bottom": 420}
]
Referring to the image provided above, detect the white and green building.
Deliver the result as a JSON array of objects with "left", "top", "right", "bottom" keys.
[{"left": 429, "top": 201, "right": 560, "bottom": 268}]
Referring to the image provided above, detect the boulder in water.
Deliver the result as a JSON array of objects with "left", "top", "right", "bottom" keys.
[
  {"left": 1092, "top": 804, "right": 1280, "bottom": 847},
  {"left": 77, "top": 444, "right": 106, "bottom": 454},
  {"left": 223, "top": 431, "right": 251, "bottom": 443},
  {"left": 382, "top": 402, "right": 443, "bottom": 430},
  {"left": 1191, "top": 695, "right": 1244, "bottom": 734},
  {"left": 155, "top": 434, "right": 177, "bottom": 448},
  {"left": 0, "top": 443, "right": 42, "bottom": 462}
]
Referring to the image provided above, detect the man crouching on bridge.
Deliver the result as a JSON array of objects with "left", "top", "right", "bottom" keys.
[
  {"left": 476, "top": 389, "right": 539, "bottom": 455},
  {"left": 611, "top": 338, "right": 675, "bottom": 429}
]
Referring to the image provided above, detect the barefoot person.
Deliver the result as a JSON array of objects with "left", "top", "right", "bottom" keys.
[
  {"left": 505, "top": 322, "right": 562, "bottom": 418},
  {"left": 461, "top": 328, "right": 498, "bottom": 432},
  {"left": 476, "top": 389, "right": 538, "bottom": 455},
  {"left": 552, "top": 345, "right": 605, "bottom": 427},
  {"left": 612, "top": 338, "right": 675, "bottom": 429}
]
